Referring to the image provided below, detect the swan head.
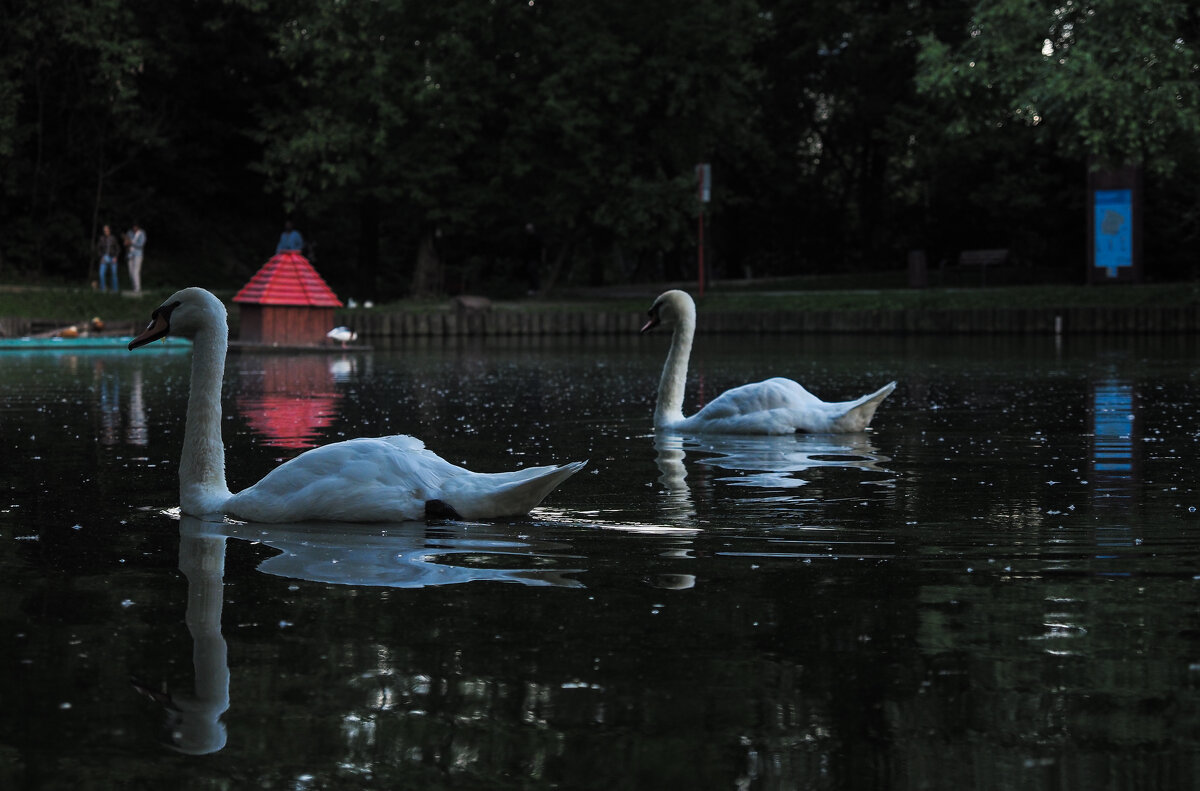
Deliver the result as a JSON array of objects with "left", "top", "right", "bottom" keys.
[
  {"left": 640, "top": 289, "right": 696, "bottom": 334},
  {"left": 129, "top": 288, "right": 226, "bottom": 349}
]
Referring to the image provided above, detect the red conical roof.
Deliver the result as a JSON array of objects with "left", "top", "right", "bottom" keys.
[{"left": 233, "top": 251, "right": 343, "bottom": 307}]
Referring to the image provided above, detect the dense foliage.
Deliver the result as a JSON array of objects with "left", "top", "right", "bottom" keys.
[{"left": 1, "top": 0, "right": 1198, "bottom": 299}]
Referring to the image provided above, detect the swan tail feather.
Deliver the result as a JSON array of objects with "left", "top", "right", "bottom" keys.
[
  {"left": 438, "top": 461, "right": 587, "bottom": 519},
  {"left": 828, "top": 381, "right": 896, "bottom": 433}
]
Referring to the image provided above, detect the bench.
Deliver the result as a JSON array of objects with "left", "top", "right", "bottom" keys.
[
  {"left": 952, "top": 248, "right": 1009, "bottom": 285},
  {"left": 958, "top": 248, "right": 1009, "bottom": 268},
  {"left": 451, "top": 294, "right": 492, "bottom": 315}
]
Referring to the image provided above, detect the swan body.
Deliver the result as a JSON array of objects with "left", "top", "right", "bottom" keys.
[
  {"left": 130, "top": 287, "right": 585, "bottom": 522},
  {"left": 327, "top": 326, "right": 357, "bottom": 347},
  {"left": 641, "top": 289, "right": 895, "bottom": 435}
]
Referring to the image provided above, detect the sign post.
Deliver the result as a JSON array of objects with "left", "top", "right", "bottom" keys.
[
  {"left": 696, "top": 163, "right": 711, "bottom": 297},
  {"left": 1087, "top": 165, "right": 1142, "bottom": 284}
]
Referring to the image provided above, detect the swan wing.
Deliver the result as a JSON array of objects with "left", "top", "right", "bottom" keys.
[
  {"left": 823, "top": 381, "right": 896, "bottom": 433},
  {"left": 682, "top": 378, "right": 820, "bottom": 434},
  {"left": 681, "top": 378, "right": 895, "bottom": 434},
  {"left": 225, "top": 436, "right": 585, "bottom": 522},
  {"left": 437, "top": 460, "right": 588, "bottom": 520},
  {"left": 226, "top": 436, "right": 466, "bottom": 523}
]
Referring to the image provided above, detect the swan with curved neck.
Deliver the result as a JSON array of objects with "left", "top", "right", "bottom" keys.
[
  {"left": 129, "top": 287, "right": 585, "bottom": 522},
  {"left": 640, "top": 290, "right": 895, "bottom": 434}
]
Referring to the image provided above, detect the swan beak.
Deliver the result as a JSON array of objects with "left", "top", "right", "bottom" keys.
[
  {"left": 129, "top": 312, "right": 171, "bottom": 350},
  {"left": 639, "top": 314, "right": 660, "bottom": 334}
]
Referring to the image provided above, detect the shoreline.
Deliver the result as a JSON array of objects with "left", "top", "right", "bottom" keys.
[
  {"left": 4, "top": 305, "right": 1199, "bottom": 342},
  {"left": 337, "top": 304, "right": 1200, "bottom": 337}
]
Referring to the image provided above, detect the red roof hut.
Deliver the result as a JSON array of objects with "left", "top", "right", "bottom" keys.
[{"left": 233, "top": 251, "right": 343, "bottom": 346}]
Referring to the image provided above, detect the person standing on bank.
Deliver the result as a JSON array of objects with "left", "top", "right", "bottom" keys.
[
  {"left": 96, "top": 224, "right": 121, "bottom": 293},
  {"left": 124, "top": 221, "right": 147, "bottom": 294},
  {"left": 275, "top": 220, "right": 304, "bottom": 254}
]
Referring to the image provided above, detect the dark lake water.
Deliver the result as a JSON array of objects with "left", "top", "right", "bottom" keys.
[{"left": 1, "top": 332, "right": 1197, "bottom": 789}]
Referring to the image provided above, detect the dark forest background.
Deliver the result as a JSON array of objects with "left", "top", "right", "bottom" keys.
[{"left": 2, "top": 0, "right": 1198, "bottom": 301}]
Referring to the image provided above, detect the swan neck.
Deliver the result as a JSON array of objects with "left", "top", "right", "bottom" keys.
[
  {"left": 655, "top": 312, "right": 694, "bottom": 428},
  {"left": 180, "top": 322, "right": 232, "bottom": 514}
]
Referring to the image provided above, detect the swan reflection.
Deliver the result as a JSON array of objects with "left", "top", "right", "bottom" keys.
[
  {"left": 655, "top": 431, "right": 892, "bottom": 492},
  {"left": 218, "top": 519, "right": 586, "bottom": 588},
  {"left": 652, "top": 433, "right": 694, "bottom": 521},
  {"left": 138, "top": 515, "right": 584, "bottom": 754},
  {"left": 134, "top": 518, "right": 229, "bottom": 755}
]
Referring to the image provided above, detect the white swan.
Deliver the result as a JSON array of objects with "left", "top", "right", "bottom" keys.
[
  {"left": 129, "top": 287, "right": 585, "bottom": 522},
  {"left": 326, "top": 326, "right": 357, "bottom": 347},
  {"left": 640, "top": 289, "right": 895, "bottom": 434}
]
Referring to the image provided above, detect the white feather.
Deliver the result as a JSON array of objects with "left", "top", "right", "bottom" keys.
[
  {"left": 641, "top": 290, "right": 895, "bottom": 434},
  {"left": 130, "top": 288, "right": 585, "bottom": 522},
  {"left": 326, "top": 326, "right": 357, "bottom": 345}
]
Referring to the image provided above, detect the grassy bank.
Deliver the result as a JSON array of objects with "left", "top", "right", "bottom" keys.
[
  {"left": 1, "top": 280, "right": 1198, "bottom": 323},
  {"left": 0, "top": 286, "right": 188, "bottom": 325},
  {"left": 517, "top": 281, "right": 1200, "bottom": 315}
]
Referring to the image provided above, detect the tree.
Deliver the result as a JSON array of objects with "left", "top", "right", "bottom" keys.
[
  {"left": 916, "top": 0, "right": 1200, "bottom": 177},
  {"left": 514, "top": 0, "right": 766, "bottom": 286},
  {"left": 0, "top": 0, "right": 160, "bottom": 277},
  {"left": 249, "top": 0, "right": 766, "bottom": 298},
  {"left": 914, "top": 0, "right": 1200, "bottom": 278},
  {"left": 0, "top": 0, "right": 277, "bottom": 281}
]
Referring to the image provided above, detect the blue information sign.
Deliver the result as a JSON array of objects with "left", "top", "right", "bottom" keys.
[{"left": 1093, "top": 189, "right": 1133, "bottom": 278}]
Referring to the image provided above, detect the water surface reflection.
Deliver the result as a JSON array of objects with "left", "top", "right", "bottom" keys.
[
  {"left": 1, "top": 335, "right": 1198, "bottom": 789},
  {"left": 234, "top": 354, "right": 347, "bottom": 449},
  {"left": 217, "top": 517, "right": 585, "bottom": 589},
  {"left": 134, "top": 519, "right": 230, "bottom": 755}
]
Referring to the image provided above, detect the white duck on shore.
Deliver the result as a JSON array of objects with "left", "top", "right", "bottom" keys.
[
  {"left": 129, "top": 287, "right": 585, "bottom": 522},
  {"left": 640, "top": 289, "right": 895, "bottom": 435}
]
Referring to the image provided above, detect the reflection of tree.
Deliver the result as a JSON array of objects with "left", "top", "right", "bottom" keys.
[{"left": 218, "top": 556, "right": 920, "bottom": 789}]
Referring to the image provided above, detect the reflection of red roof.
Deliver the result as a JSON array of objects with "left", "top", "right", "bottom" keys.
[
  {"left": 235, "top": 355, "right": 341, "bottom": 449},
  {"left": 233, "top": 251, "right": 343, "bottom": 307},
  {"left": 238, "top": 395, "right": 339, "bottom": 449}
]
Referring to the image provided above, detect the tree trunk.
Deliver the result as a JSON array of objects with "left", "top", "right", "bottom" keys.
[
  {"left": 540, "top": 239, "right": 574, "bottom": 292},
  {"left": 410, "top": 229, "right": 442, "bottom": 297},
  {"left": 89, "top": 150, "right": 105, "bottom": 283},
  {"left": 356, "top": 194, "right": 380, "bottom": 298}
]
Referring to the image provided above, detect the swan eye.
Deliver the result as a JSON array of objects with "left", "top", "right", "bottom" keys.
[
  {"left": 640, "top": 304, "right": 663, "bottom": 334},
  {"left": 147, "top": 300, "right": 182, "bottom": 326},
  {"left": 128, "top": 300, "right": 182, "bottom": 350}
]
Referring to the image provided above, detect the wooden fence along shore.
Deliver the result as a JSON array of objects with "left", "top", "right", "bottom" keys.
[
  {"left": 337, "top": 305, "right": 1200, "bottom": 338},
  {"left": 2, "top": 305, "right": 1198, "bottom": 342}
]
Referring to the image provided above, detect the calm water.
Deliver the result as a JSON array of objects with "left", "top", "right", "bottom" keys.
[{"left": 0, "top": 333, "right": 1198, "bottom": 790}]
